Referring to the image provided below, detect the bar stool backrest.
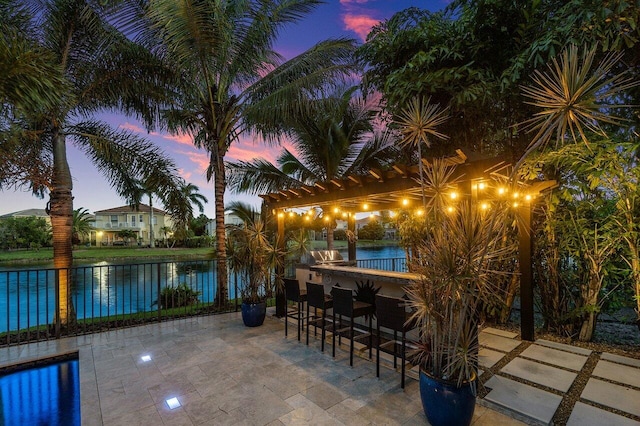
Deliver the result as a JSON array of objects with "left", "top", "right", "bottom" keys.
[
  {"left": 306, "top": 282, "right": 327, "bottom": 309},
  {"left": 332, "top": 286, "right": 354, "bottom": 316},
  {"left": 284, "top": 278, "right": 301, "bottom": 302},
  {"left": 376, "top": 294, "right": 411, "bottom": 332}
]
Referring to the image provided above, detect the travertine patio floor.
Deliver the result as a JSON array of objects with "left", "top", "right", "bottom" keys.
[{"left": 0, "top": 311, "right": 522, "bottom": 425}]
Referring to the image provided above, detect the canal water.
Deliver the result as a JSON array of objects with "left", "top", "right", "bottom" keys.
[{"left": 0, "top": 245, "right": 404, "bottom": 333}]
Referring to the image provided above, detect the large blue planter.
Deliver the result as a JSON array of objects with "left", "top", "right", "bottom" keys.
[
  {"left": 419, "top": 370, "right": 476, "bottom": 426},
  {"left": 241, "top": 302, "right": 266, "bottom": 327}
]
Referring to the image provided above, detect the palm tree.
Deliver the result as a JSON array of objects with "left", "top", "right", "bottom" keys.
[
  {"left": 72, "top": 207, "right": 92, "bottom": 246},
  {"left": 0, "top": 1, "right": 64, "bottom": 117},
  {"left": 181, "top": 182, "right": 208, "bottom": 219},
  {"left": 227, "top": 86, "right": 396, "bottom": 248},
  {"left": 0, "top": 1, "right": 184, "bottom": 325},
  {"left": 139, "top": 0, "right": 356, "bottom": 304}
]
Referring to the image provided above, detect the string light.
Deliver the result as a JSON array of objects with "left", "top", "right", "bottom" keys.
[
  {"left": 446, "top": 206, "right": 455, "bottom": 214},
  {"left": 513, "top": 202, "right": 519, "bottom": 208},
  {"left": 525, "top": 194, "right": 532, "bottom": 201},
  {"left": 450, "top": 192, "right": 458, "bottom": 200},
  {"left": 333, "top": 207, "right": 340, "bottom": 214},
  {"left": 498, "top": 187, "right": 506, "bottom": 195},
  {"left": 402, "top": 198, "right": 409, "bottom": 206},
  {"left": 480, "top": 202, "right": 489, "bottom": 210},
  {"left": 416, "top": 209, "right": 424, "bottom": 216},
  {"left": 277, "top": 212, "right": 284, "bottom": 218},
  {"left": 363, "top": 203, "right": 369, "bottom": 210},
  {"left": 288, "top": 211, "right": 294, "bottom": 218},
  {"left": 478, "top": 182, "right": 486, "bottom": 190}
]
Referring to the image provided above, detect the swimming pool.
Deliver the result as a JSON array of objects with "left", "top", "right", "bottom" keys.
[{"left": 0, "top": 355, "right": 81, "bottom": 426}]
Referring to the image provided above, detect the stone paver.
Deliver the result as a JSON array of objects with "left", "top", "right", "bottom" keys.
[
  {"left": 501, "top": 357, "right": 577, "bottom": 392},
  {"left": 482, "top": 327, "right": 519, "bottom": 339},
  {"left": 520, "top": 344, "right": 588, "bottom": 371},
  {"left": 592, "top": 360, "right": 640, "bottom": 388},
  {"left": 581, "top": 378, "right": 640, "bottom": 417},
  {"left": 479, "top": 332, "right": 522, "bottom": 353},
  {"left": 479, "top": 347, "right": 506, "bottom": 369},
  {"left": 601, "top": 352, "right": 640, "bottom": 369},
  {"left": 535, "top": 339, "right": 592, "bottom": 356},
  {"left": 567, "top": 402, "right": 640, "bottom": 426},
  {"left": 484, "top": 375, "right": 562, "bottom": 426}
]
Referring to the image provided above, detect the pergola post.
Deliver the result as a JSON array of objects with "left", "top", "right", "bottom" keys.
[
  {"left": 347, "top": 214, "right": 356, "bottom": 262},
  {"left": 275, "top": 210, "right": 286, "bottom": 317},
  {"left": 518, "top": 203, "right": 535, "bottom": 341}
]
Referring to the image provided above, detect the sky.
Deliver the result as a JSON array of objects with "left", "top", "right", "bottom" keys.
[{"left": 0, "top": 0, "right": 449, "bottom": 219}]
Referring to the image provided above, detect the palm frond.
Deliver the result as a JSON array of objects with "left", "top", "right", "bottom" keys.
[{"left": 226, "top": 157, "right": 303, "bottom": 195}]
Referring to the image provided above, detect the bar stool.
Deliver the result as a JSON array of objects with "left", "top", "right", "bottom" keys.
[
  {"left": 375, "top": 294, "right": 417, "bottom": 389},
  {"left": 305, "top": 282, "right": 333, "bottom": 352},
  {"left": 331, "top": 286, "right": 375, "bottom": 366},
  {"left": 284, "top": 278, "right": 307, "bottom": 341}
]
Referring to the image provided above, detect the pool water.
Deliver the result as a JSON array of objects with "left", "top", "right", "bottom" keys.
[{"left": 0, "top": 358, "right": 81, "bottom": 426}]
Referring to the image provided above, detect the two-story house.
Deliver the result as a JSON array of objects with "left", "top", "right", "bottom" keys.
[{"left": 92, "top": 204, "right": 173, "bottom": 246}]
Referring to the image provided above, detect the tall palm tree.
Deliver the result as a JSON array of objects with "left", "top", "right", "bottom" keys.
[
  {"left": 0, "top": 1, "right": 184, "bottom": 325},
  {"left": 180, "top": 182, "right": 208, "bottom": 219},
  {"left": 227, "top": 86, "right": 396, "bottom": 248},
  {"left": 139, "top": 0, "right": 356, "bottom": 304}
]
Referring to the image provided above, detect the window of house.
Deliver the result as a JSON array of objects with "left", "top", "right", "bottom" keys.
[
  {"left": 110, "top": 215, "right": 118, "bottom": 225},
  {"left": 131, "top": 215, "right": 136, "bottom": 226},
  {"left": 139, "top": 215, "right": 144, "bottom": 223}
]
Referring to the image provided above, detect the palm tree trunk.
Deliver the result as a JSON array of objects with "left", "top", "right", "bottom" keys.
[
  {"left": 149, "top": 194, "right": 155, "bottom": 248},
  {"left": 213, "top": 154, "right": 228, "bottom": 306},
  {"left": 50, "top": 132, "right": 75, "bottom": 326}
]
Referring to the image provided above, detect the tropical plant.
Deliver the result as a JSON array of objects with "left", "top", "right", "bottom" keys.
[
  {"left": 0, "top": 216, "right": 51, "bottom": 250},
  {"left": 154, "top": 283, "right": 201, "bottom": 309},
  {"left": 227, "top": 86, "right": 397, "bottom": 248},
  {"left": 394, "top": 97, "right": 449, "bottom": 209},
  {"left": 72, "top": 208, "right": 92, "bottom": 246},
  {"left": 357, "top": 220, "right": 385, "bottom": 241},
  {"left": 0, "top": 1, "right": 185, "bottom": 326},
  {"left": 138, "top": 0, "right": 356, "bottom": 307},
  {"left": 406, "top": 200, "right": 516, "bottom": 387},
  {"left": 519, "top": 43, "right": 639, "bottom": 337}
]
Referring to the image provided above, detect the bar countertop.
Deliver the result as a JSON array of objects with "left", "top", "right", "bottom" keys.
[{"left": 309, "top": 264, "right": 421, "bottom": 285}]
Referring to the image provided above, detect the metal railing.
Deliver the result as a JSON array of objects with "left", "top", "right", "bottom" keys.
[
  {"left": 356, "top": 257, "right": 407, "bottom": 272},
  {"left": 0, "top": 260, "right": 237, "bottom": 346},
  {"left": 1, "top": 256, "right": 407, "bottom": 347}
]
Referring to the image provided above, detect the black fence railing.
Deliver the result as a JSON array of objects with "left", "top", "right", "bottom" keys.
[
  {"left": 1, "top": 256, "right": 408, "bottom": 347},
  {"left": 0, "top": 260, "right": 237, "bottom": 346},
  {"left": 356, "top": 257, "right": 407, "bottom": 272}
]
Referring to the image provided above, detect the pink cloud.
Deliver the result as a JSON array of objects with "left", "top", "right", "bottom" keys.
[
  {"left": 120, "top": 122, "right": 146, "bottom": 133},
  {"left": 339, "top": 0, "right": 370, "bottom": 4},
  {"left": 163, "top": 133, "right": 193, "bottom": 147},
  {"left": 343, "top": 14, "right": 380, "bottom": 41}
]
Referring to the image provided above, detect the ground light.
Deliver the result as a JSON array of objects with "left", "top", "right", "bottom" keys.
[{"left": 166, "top": 397, "right": 181, "bottom": 409}]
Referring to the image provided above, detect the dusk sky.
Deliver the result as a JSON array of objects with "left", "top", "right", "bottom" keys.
[{"left": 1, "top": 0, "right": 449, "bottom": 219}]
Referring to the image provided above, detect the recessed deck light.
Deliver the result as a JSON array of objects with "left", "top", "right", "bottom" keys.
[
  {"left": 166, "top": 397, "right": 181, "bottom": 409},
  {"left": 141, "top": 355, "right": 152, "bottom": 362}
]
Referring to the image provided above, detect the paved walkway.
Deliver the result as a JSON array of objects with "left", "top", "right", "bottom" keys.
[
  {"left": 0, "top": 313, "right": 638, "bottom": 425},
  {"left": 477, "top": 327, "right": 640, "bottom": 426}
]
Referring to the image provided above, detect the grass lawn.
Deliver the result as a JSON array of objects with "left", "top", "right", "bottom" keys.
[{"left": 0, "top": 246, "right": 214, "bottom": 263}]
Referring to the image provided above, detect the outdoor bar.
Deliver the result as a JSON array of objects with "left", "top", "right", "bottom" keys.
[{"left": 261, "top": 150, "right": 556, "bottom": 341}]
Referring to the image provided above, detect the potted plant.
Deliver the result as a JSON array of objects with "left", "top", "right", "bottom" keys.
[
  {"left": 228, "top": 218, "right": 279, "bottom": 327},
  {"left": 405, "top": 200, "right": 515, "bottom": 426}
]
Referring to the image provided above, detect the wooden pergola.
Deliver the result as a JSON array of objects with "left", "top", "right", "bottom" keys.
[{"left": 261, "top": 151, "right": 556, "bottom": 341}]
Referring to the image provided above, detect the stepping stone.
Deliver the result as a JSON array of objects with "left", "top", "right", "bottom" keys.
[
  {"left": 520, "top": 344, "right": 588, "bottom": 371},
  {"left": 535, "top": 339, "right": 592, "bottom": 356},
  {"left": 592, "top": 360, "right": 640, "bottom": 388},
  {"left": 482, "top": 327, "right": 518, "bottom": 339},
  {"left": 484, "top": 375, "right": 561, "bottom": 426},
  {"left": 567, "top": 402, "right": 640, "bottom": 426},
  {"left": 581, "top": 378, "right": 640, "bottom": 417},
  {"left": 479, "top": 348, "right": 506, "bottom": 369},
  {"left": 601, "top": 353, "right": 640, "bottom": 369},
  {"left": 479, "top": 332, "right": 521, "bottom": 353},
  {"left": 501, "top": 357, "right": 577, "bottom": 392}
]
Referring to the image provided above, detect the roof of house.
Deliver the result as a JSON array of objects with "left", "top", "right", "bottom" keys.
[
  {"left": 94, "top": 204, "right": 168, "bottom": 215},
  {"left": 0, "top": 209, "right": 49, "bottom": 219}
]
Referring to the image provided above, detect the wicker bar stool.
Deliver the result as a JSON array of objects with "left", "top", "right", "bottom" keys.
[
  {"left": 305, "top": 282, "right": 333, "bottom": 352},
  {"left": 375, "top": 294, "right": 417, "bottom": 389},
  {"left": 284, "top": 278, "right": 307, "bottom": 341},
  {"left": 331, "top": 286, "right": 375, "bottom": 366}
]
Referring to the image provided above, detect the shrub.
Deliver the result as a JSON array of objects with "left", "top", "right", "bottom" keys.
[{"left": 155, "top": 283, "right": 201, "bottom": 309}]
